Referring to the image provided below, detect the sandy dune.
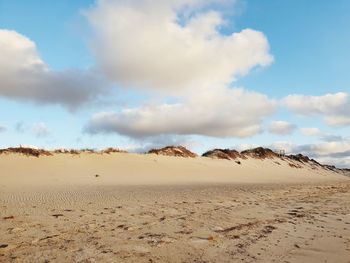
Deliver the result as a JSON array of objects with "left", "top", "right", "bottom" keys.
[
  {"left": 0, "top": 152, "right": 349, "bottom": 262},
  {"left": 0, "top": 152, "right": 346, "bottom": 187}
]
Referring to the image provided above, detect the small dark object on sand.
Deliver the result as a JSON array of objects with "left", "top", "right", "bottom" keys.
[
  {"left": 51, "top": 214, "right": 64, "bottom": 218},
  {"left": 0, "top": 244, "right": 8, "bottom": 249},
  {"left": 95, "top": 174, "right": 100, "bottom": 178},
  {"left": 3, "top": 216, "right": 14, "bottom": 220}
]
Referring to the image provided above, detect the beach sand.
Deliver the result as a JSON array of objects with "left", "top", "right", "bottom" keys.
[{"left": 0, "top": 152, "right": 349, "bottom": 262}]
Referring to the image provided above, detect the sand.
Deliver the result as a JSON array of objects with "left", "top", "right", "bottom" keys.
[{"left": 0, "top": 152, "right": 349, "bottom": 262}]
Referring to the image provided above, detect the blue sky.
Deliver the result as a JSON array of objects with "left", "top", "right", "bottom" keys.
[
  {"left": 235, "top": 0, "right": 350, "bottom": 96},
  {"left": 0, "top": 0, "right": 349, "bottom": 167}
]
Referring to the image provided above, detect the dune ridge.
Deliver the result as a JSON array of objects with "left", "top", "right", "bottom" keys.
[{"left": 0, "top": 146, "right": 349, "bottom": 178}]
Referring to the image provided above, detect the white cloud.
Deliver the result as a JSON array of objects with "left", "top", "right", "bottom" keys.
[
  {"left": 32, "top": 122, "right": 51, "bottom": 138},
  {"left": 316, "top": 157, "right": 350, "bottom": 169},
  {"left": 297, "top": 140, "right": 350, "bottom": 168},
  {"left": 295, "top": 141, "right": 350, "bottom": 158},
  {"left": 300, "top": 127, "right": 322, "bottom": 136},
  {"left": 325, "top": 116, "right": 350, "bottom": 127},
  {"left": 0, "top": 125, "right": 6, "bottom": 133},
  {"left": 299, "top": 127, "right": 345, "bottom": 142},
  {"left": 287, "top": 139, "right": 350, "bottom": 167},
  {"left": 0, "top": 29, "right": 109, "bottom": 109},
  {"left": 85, "top": 88, "right": 275, "bottom": 138},
  {"left": 298, "top": 143, "right": 350, "bottom": 168},
  {"left": 86, "top": 0, "right": 273, "bottom": 93},
  {"left": 268, "top": 121, "right": 296, "bottom": 135},
  {"left": 283, "top": 92, "right": 350, "bottom": 127},
  {"left": 270, "top": 141, "right": 295, "bottom": 153},
  {"left": 84, "top": 0, "right": 275, "bottom": 138}
]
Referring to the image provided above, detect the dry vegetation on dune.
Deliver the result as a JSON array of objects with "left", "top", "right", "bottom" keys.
[
  {"left": 202, "top": 149, "right": 244, "bottom": 160},
  {"left": 0, "top": 147, "right": 127, "bottom": 157},
  {"left": 148, "top": 146, "right": 198, "bottom": 158},
  {"left": 147, "top": 145, "right": 348, "bottom": 174},
  {"left": 100, "top": 147, "right": 128, "bottom": 154},
  {"left": 240, "top": 147, "right": 279, "bottom": 159},
  {"left": 202, "top": 147, "right": 349, "bottom": 175},
  {"left": 0, "top": 145, "right": 349, "bottom": 176},
  {"left": 0, "top": 147, "right": 52, "bottom": 157}
]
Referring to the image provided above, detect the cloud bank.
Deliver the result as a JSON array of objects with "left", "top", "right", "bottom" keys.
[
  {"left": 295, "top": 141, "right": 350, "bottom": 168},
  {"left": 0, "top": 29, "right": 108, "bottom": 110},
  {"left": 85, "top": 88, "right": 275, "bottom": 138},
  {"left": 284, "top": 92, "right": 350, "bottom": 127},
  {"left": 84, "top": 0, "right": 275, "bottom": 138},
  {"left": 86, "top": 0, "right": 273, "bottom": 93}
]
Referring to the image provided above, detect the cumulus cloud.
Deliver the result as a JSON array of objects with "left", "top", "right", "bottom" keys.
[
  {"left": 293, "top": 140, "right": 350, "bottom": 168},
  {"left": 283, "top": 92, "right": 350, "bottom": 127},
  {"left": 86, "top": 0, "right": 273, "bottom": 93},
  {"left": 0, "top": 125, "right": 6, "bottom": 133},
  {"left": 325, "top": 116, "right": 350, "bottom": 127},
  {"left": 83, "top": 0, "right": 275, "bottom": 138},
  {"left": 295, "top": 141, "right": 350, "bottom": 158},
  {"left": 0, "top": 29, "right": 108, "bottom": 109},
  {"left": 316, "top": 157, "right": 350, "bottom": 169},
  {"left": 268, "top": 121, "right": 296, "bottom": 135},
  {"left": 300, "top": 127, "right": 345, "bottom": 142},
  {"left": 300, "top": 127, "right": 322, "bottom": 136},
  {"left": 32, "top": 122, "right": 51, "bottom": 138},
  {"left": 85, "top": 88, "right": 275, "bottom": 138}
]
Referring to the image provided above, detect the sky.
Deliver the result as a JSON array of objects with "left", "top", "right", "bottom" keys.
[{"left": 0, "top": 0, "right": 349, "bottom": 167}]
